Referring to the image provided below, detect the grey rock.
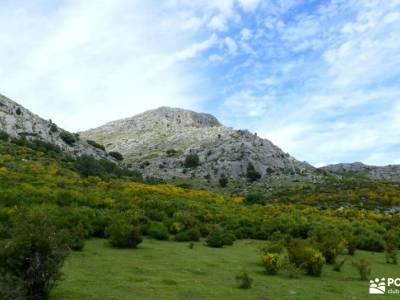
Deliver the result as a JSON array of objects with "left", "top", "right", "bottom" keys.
[
  {"left": 81, "top": 106, "right": 316, "bottom": 180},
  {"left": 322, "top": 162, "right": 400, "bottom": 181},
  {"left": 0, "top": 94, "right": 112, "bottom": 160}
]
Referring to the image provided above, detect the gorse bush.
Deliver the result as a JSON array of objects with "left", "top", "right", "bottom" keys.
[
  {"left": 261, "top": 253, "right": 282, "bottom": 275},
  {"left": 105, "top": 219, "right": 142, "bottom": 248},
  {"left": 69, "top": 223, "right": 86, "bottom": 251},
  {"left": 311, "top": 224, "right": 346, "bottom": 264},
  {"left": 0, "top": 209, "right": 70, "bottom": 300},
  {"left": 288, "top": 240, "right": 325, "bottom": 277}
]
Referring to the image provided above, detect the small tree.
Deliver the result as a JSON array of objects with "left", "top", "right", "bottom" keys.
[
  {"left": 184, "top": 153, "right": 200, "bottom": 168},
  {"left": 219, "top": 174, "right": 228, "bottom": 187},
  {"left": 246, "top": 163, "right": 261, "bottom": 182},
  {"left": 0, "top": 210, "right": 70, "bottom": 300}
]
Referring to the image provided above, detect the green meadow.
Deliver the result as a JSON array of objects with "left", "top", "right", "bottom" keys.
[{"left": 51, "top": 239, "right": 399, "bottom": 300}]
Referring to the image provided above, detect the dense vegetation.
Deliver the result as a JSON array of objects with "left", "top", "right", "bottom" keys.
[{"left": 0, "top": 135, "right": 399, "bottom": 299}]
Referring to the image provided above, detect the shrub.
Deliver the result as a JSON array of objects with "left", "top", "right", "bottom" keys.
[
  {"left": 206, "top": 228, "right": 235, "bottom": 248},
  {"left": 188, "top": 242, "right": 194, "bottom": 249},
  {"left": 16, "top": 107, "right": 22, "bottom": 115},
  {"left": 60, "top": 131, "right": 78, "bottom": 145},
  {"left": 166, "top": 149, "right": 178, "bottom": 157},
  {"left": 261, "top": 253, "right": 282, "bottom": 275},
  {"left": 246, "top": 162, "right": 261, "bottom": 182},
  {"left": 355, "top": 230, "right": 385, "bottom": 252},
  {"left": 281, "top": 257, "right": 302, "bottom": 279},
  {"left": 0, "top": 209, "right": 70, "bottom": 300},
  {"left": 332, "top": 258, "right": 347, "bottom": 272},
  {"left": 235, "top": 270, "right": 252, "bottom": 289},
  {"left": 219, "top": 174, "right": 228, "bottom": 187},
  {"left": 351, "top": 259, "right": 371, "bottom": 281},
  {"left": 105, "top": 219, "right": 142, "bottom": 248},
  {"left": 0, "top": 130, "right": 10, "bottom": 141},
  {"left": 385, "top": 232, "right": 398, "bottom": 264},
  {"left": 288, "top": 240, "right": 325, "bottom": 277},
  {"left": 175, "top": 228, "right": 201, "bottom": 242},
  {"left": 69, "top": 223, "right": 86, "bottom": 251},
  {"left": 184, "top": 153, "right": 200, "bottom": 168},
  {"left": 311, "top": 225, "right": 346, "bottom": 264},
  {"left": 49, "top": 123, "right": 58, "bottom": 133},
  {"left": 245, "top": 193, "right": 267, "bottom": 205},
  {"left": 148, "top": 222, "right": 169, "bottom": 240},
  {"left": 0, "top": 274, "right": 25, "bottom": 300},
  {"left": 87, "top": 140, "right": 106, "bottom": 151},
  {"left": 109, "top": 151, "right": 124, "bottom": 161}
]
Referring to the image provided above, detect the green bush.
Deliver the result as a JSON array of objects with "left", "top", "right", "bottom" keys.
[
  {"left": 287, "top": 240, "right": 325, "bottom": 277},
  {"left": 355, "top": 230, "right": 385, "bottom": 252},
  {"left": 245, "top": 193, "right": 267, "bottom": 205},
  {"left": 351, "top": 259, "right": 371, "bottom": 281},
  {"left": 206, "top": 228, "right": 235, "bottom": 248},
  {"left": 219, "top": 174, "right": 228, "bottom": 187},
  {"left": 0, "top": 209, "right": 70, "bottom": 300},
  {"left": 109, "top": 151, "right": 124, "bottom": 161},
  {"left": 69, "top": 223, "right": 86, "bottom": 251},
  {"left": 184, "top": 153, "right": 200, "bottom": 168},
  {"left": 60, "top": 131, "right": 78, "bottom": 145},
  {"left": 311, "top": 224, "right": 345, "bottom": 264},
  {"left": 148, "top": 222, "right": 169, "bottom": 240},
  {"left": 0, "top": 130, "right": 10, "bottom": 141},
  {"left": 235, "top": 270, "right": 252, "bottom": 289},
  {"left": 106, "top": 219, "right": 142, "bottom": 248},
  {"left": 87, "top": 140, "right": 106, "bottom": 151},
  {"left": 175, "top": 228, "right": 201, "bottom": 242},
  {"left": 246, "top": 162, "right": 261, "bottom": 182}
]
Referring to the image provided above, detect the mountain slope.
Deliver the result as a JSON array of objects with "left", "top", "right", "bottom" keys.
[
  {"left": 0, "top": 94, "right": 111, "bottom": 160},
  {"left": 81, "top": 107, "right": 316, "bottom": 181},
  {"left": 321, "top": 162, "right": 400, "bottom": 181}
]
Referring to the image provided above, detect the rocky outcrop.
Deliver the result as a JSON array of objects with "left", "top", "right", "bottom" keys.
[
  {"left": 322, "top": 162, "right": 400, "bottom": 181},
  {"left": 0, "top": 94, "right": 112, "bottom": 160},
  {"left": 81, "top": 107, "right": 316, "bottom": 180}
]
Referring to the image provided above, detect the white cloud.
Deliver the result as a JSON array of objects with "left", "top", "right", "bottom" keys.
[
  {"left": 238, "top": 0, "right": 260, "bottom": 12},
  {"left": 224, "top": 37, "right": 238, "bottom": 56}
]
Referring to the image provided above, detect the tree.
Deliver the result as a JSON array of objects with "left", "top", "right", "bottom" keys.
[
  {"left": 0, "top": 210, "right": 70, "bottom": 300},
  {"left": 184, "top": 154, "right": 200, "bottom": 168},
  {"left": 246, "top": 162, "right": 261, "bottom": 182},
  {"left": 219, "top": 174, "right": 228, "bottom": 187}
]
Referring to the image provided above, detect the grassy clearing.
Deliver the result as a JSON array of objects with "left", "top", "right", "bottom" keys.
[{"left": 51, "top": 239, "right": 399, "bottom": 300}]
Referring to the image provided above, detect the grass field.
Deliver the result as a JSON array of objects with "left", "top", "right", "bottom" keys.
[{"left": 51, "top": 239, "right": 399, "bottom": 300}]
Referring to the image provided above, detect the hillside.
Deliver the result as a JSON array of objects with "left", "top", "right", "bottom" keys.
[
  {"left": 81, "top": 107, "right": 317, "bottom": 183},
  {"left": 322, "top": 162, "right": 400, "bottom": 181},
  {"left": 0, "top": 94, "right": 112, "bottom": 161}
]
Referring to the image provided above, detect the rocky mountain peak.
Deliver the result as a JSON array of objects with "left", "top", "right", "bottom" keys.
[{"left": 81, "top": 106, "right": 316, "bottom": 181}]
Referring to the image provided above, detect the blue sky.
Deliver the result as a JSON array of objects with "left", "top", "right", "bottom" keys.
[{"left": 0, "top": 0, "right": 399, "bottom": 166}]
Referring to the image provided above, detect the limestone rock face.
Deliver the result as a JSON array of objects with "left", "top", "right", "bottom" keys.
[
  {"left": 0, "top": 94, "right": 111, "bottom": 160},
  {"left": 81, "top": 107, "right": 315, "bottom": 180},
  {"left": 322, "top": 162, "right": 400, "bottom": 181}
]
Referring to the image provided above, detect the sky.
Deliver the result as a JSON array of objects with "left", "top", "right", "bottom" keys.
[{"left": 0, "top": 0, "right": 400, "bottom": 167}]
